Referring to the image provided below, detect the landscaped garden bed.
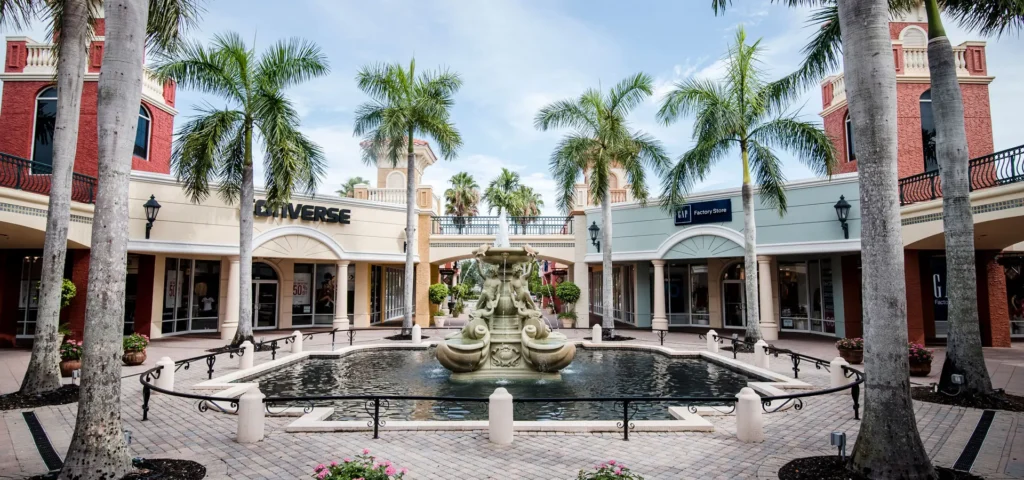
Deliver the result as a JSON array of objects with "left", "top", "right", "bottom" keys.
[
  {"left": 0, "top": 385, "right": 79, "bottom": 411},
  {"left": 778, "top": 456, "right": 982, "bottom": 480},
  {"left": 911, "top": 386, "right": 1024, "bottom": 412}
]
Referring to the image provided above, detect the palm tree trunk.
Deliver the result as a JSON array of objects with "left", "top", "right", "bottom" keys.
[
  {"left": 20, "top": 0, "right": 90, "bottom": 396},
  {"left": 924, "top": 0, "right": 993, "bottom": 396},
  {"left": 403, "top": 138, "right": 416, "bottom": 332},
  {"left": 740, "top": 146, "right": 761, "bottom": 344},
  {"left": 839, "top": 0, "right": 935, "bottom": 477},
  {"left": 58, "top": 1, "right": 146, "bottom": 477},
  {"left": 601, "top": 189, "right": 614, "bottom": 338},
  {"left": 233, "top": 122, "right": 255, "bottom": 346}
]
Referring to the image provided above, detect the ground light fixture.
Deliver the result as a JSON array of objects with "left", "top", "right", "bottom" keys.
[
  {"left": 143, "top": 195, "right": 161, "bottom": 239},
  {"left": 831, "top": 431, "right": 847, "bottom": 460},
  {"left": 834, "top": 195, "right": 851, "bottom": 239},
  {"left": 588, "top": 222, "right": 601, "bottom": 252}
]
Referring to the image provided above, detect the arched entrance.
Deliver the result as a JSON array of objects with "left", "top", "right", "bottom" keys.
[
  {"left": 252, "top": 262, "right": 279, "bottom": 330},
  {"left": 721, "top": 262, "right": 746, "bottom": 329}
]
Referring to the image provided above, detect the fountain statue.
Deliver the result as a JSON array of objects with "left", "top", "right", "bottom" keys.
[{"left": 435, "top": 213, "right": 576, "bottom": 379}]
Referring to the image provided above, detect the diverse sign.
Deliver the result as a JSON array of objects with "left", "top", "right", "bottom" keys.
[
  {"left": 674, "top": 199, "right": 732, "bottom": 225},
  {"left": 254, "top": 199, "right": 351, "bottom": 224}
]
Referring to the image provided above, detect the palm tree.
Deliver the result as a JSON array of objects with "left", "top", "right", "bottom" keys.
[
  {"left": 483, "top": 168, "right": 523, "bottom": 215},
  {"left": 658, "top": 26, "right": 837, "bottom": 344},
  {"left": 155, "top": 32, "right": 329, "bottom": 347},
  {"left": 512, "top": 185, "right": 544, "bottom": 233},
  {"left": 354, "top": 58, "right": 462, "bottom": 334},
  {"left": 59, "top": 1, "right": 201, "bottom": 477},
  {"left": 536, "top": 72, "right": 670, "bottom": 339},
  {"left": 444, "top": 171, "right": 480, "bottom": 233},
  {"left": 337, "top": 176, "right": 370, "bottom": 197}
]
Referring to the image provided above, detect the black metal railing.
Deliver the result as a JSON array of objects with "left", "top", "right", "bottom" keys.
[
  {"left": 431, "top": 216, "right": 573, "bottom": 235},
  {"left": 139, "top": 346, "right": 244, "bottom": 421},
  {"left": 898, "top": 144, "right": 1024, "bottom": 205},
  {"left": 0, "top": 152, "right": 97, "bottom": 203}
]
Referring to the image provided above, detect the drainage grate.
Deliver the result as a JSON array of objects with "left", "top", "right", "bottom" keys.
[
  {"left": 22, "top": 411, "right": 63, "bottom": 472},
  {"left": 952, "top": 410, "right": 995, "bottom": 472}
]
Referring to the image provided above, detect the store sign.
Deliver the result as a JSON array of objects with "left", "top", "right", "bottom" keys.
[
  {"left": 674, "top": 199, "right": 732, "bottom": 225},
  {"left": 254, "top": 199, "right": 351, "bottom": 224}
]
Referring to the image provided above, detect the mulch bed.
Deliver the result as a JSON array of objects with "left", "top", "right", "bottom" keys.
[
  {"left": 582, "top": 335, "right": 636, "bottom": 342},
  {"left": 27, "top": 459, "right": 206, "bottom": 480},
  {"left": 384, "top": 333, "right": 430, "bottom": 341},
  {"left": 0, "top": 385, "right": 78, "bottom": 411},
  {"left": 778, "top": 456, "right": 983, "bottom": 480},
  {"left": 911, "top": 386, "right": 1024, "bottom": 412}
]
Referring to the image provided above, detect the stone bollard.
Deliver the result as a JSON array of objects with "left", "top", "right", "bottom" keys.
[
  {"left": 155, "top": 357, "right": 175, "bottom": 392},
  {"left": 488, "top": 387, "right": 513, "bottom": 445},
  {"left": 239, "top": 341, "right": 254, "bottom": 370},
  {"left": 236, "top": 386, "right": 266, "bottom": 443},
  {"left": 291, "top": 330, "right": 303, "bottom": 354},
  {"left": 592, "top": 324, "right": 602, "bottom": 344},
  {"left": 411, "top": 325, "right": 422, "bottom": 344},
  {"left": 830, "top": 357, "right": 850, "bottom": 388},
  {"left": 753, "top": 340, "right": 769, "bottom": 369},
  {"left": 735, "top": 387, "right": 764, "bottom": 443},
  {"left": 706, "top": 329, "right": 719, "bottom": 353}
]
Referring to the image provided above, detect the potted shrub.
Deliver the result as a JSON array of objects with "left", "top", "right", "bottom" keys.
[
  {"left": 122, "top": 333, "right": 149, "bottom": 366},
  {"left": 59, "top": 340, "right": 83, "bottom": 377},
  {"left": 555, "top": 281, "right": 581, "bottom": 322},
  {"left": 577, "top": 460, "right": 643, "bottom": 480},
  {"left": 314, "top": 449, "right": 407, "bottom": 479},
  {"left": 433, "top": 310, "right": 447, "bottom": 327},
  {"left": 908, "top": 342, "right": 933, "bottom": 377},
  {"left": 429, "top": 283, "right": 449, "bottom": 327},
  {"left": 558, "top": 311, "right": 577, "bottom": 329},
  {"left": 835, "top": 337, "right": 864, "bottom": 364}
]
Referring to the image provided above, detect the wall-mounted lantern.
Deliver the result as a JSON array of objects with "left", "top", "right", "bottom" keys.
[
  {"left": 588, "top": 222, "right": 601, "bottom": 252},
  {"left": 834, "top": 195, "right": 851, "bottom": 240},
  {"left": 143, "top": 195, "right": 161, "bottom": 239}
]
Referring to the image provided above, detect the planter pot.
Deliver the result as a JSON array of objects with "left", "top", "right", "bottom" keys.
[
  {"left": 560, "top": 318, "right": 574, "bottom": 329},
  {"left": 838, "top": 348, "right": 863, "bottom": 364},
  {"left": 435, "top": 316, "right": 447, "bottom": 327},
  {"left": 59, "top": 359, "right": 81, "bottom": 378},
  {"left": 909, "top": 360, "right": 932, "bottom": 377},
  {"left": 122, "top": 350, "right": 147, "bottom": 366}
]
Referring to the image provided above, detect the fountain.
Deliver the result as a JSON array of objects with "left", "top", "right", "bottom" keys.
[{"left": 435, "top": 214, "right": 576, "bottom": 379}]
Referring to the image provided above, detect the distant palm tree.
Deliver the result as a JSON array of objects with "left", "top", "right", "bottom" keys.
[
  {"left": 483, "top": 168, "right": 523, "bottom": 215},
  {"left": 337, "top": 176, "right": 370, "bottom": 197},
  {"left": 156, "top": 32, "right": 329, "bottom": 347},
  {"left": 536, "top": 72, "right": 670, "bottom": 338},
  {"left": 354, "top": 58, "right": 462, "bottom": 333},
  {"left": 657, "top": 26, "right": 836, "bottom": 344},
  {"left": 444, "top": 172, "right": 480, "bottom": 233},
  {"left": 513, "top": 185, "right": 544, "bottom": 233}
]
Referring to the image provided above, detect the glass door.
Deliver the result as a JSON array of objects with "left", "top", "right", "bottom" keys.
[
  {"left": 722, "top": 281, "right": 746, "bottom": 328},
  {"left": 252, "top": 281, "right": 278, "bottom": 329}
]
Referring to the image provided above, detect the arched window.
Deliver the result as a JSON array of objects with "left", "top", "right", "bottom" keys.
[
  {"left": 386, "top": 171, "right": 405, "bottom": 189},
  {"left": 920, "top": 89, "right": 937, "bottom": 172},
  {"left": 32, "top": 87, "right": 58, "bottom": 173},
  {"left": 844, "top": 112, "right": 856, "bottom": 162},
  {"left": 135, "top": 105, "right": 151, "bottom": 159}
]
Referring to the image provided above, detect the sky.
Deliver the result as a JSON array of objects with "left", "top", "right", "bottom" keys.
[{"left": 5, "top": 0, "right": 1024, "bottom": 215}]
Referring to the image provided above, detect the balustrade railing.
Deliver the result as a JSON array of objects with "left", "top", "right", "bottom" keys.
[
  {"left": 898, "top": 144, "right": 1024, "bottom": 205},
  {"left": 0, "top": 152, "right": 97, "bottom": 203},
  {"left": 365, "top": 188, "right": 405, "bottom": 204},
  {"left": 431, "top": 215, "right": 573, "bottom": 235},
  {"left": 20, "top": 43, "right": 169, "bottom": 101}
]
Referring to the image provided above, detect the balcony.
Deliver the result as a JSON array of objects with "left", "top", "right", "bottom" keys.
[
  {"left": 351, "top": 184, "right": 442, "bottom": 214},
  {"left": 570, "top": 185, "right": 630, "bottom": 210},
  {"left": 0, "top": 153, "right": 97, "bottom": 203},
  {"left": 898, "top": 144, "right": 1024, "bottom": 205},
  {"left": 431, "top": 216, "right": 573, "bottom": 235}
]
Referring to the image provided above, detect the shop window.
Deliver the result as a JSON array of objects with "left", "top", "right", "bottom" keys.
[
  {"left": 293, "top": 263, "right": 343, "bottom": 326},
  {"left": 1006, "top": 259, "right": 1024, "bottom": 337},
  {"left": 32, "top": 87, "right": 58, "bottom": 173},
  {"left": 778, "top": 259, "right": 835, "bottom": 335},
  {"left": 135, "top": 105, "right": 151, "bottom": 159},
  {"left": 384, "top": 266, "right": 413, "bottom": 322},
  {"left": 920, "top": 90, "right": 938, "bottom": 172},
  {"left": 664, "top": 263, "right": 710, "bottom": 326},
  {"left": 162, "top": 258, "right": 220, "bottom": 334},
  {"left": 722, "top": 263, "right": 746, "bottom": 328},
  {"left": 370, "top": 265, "right": 383, "bottom": 324},
  {"left": 589, "top": 265, "right": 636, "bottom": 324},
  {"left": 17, "top": 256, "right": 43, "bottom": 337}
]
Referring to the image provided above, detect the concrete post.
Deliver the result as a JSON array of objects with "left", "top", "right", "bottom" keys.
[
  {"left": 592, "top": 324, "right": 602, "bottom": 344},
  {"left": 221, "top": 256, "right": 241, "bottom": 341},
  {"left": 334, "top": 261, "right": 351, "bottom": 330},
  {"left": 155, "top": 357, "right": 175, "bottom": 392},
  {"left": 239, "top": 341, "right": 254, "bottom": 370},
  {"left": 757, "top": 256, "right": 778, "bottom": 341},
  {"left": 291, "top": 330, "right": 303, "bottom": 353},
  {"left": 651, "top": 260, "right": 668, "bottom": 331},
  {"left": 753, "top": 340, "right": 769, "bottom": 369},
  {"left": 830, "top": 357, "right": 850, "bottom": 388},
  {"left": 706, "top": 329, "right": 719, "bottom": 353},
  {"left": 735, "top": 387, "right": 764, "bottom": 443},
  {"left": 489, "top": 387, "right": 514, "bottom": 445},
  {"left": 411, "top": 324, "right": 422, "bottom": 344},
  {"left": 236, "top": 387, "right": 266, "bottom": 443}
]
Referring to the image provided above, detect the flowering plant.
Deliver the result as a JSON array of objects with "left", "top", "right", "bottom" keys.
[
  {"left": 123, "top": 333, "right": 149, "bottom": 353},
  {"left": 60, "top": 340, "right": 83, "bottom": 361},
  {"left": 577, "top": 460, "right": 644, "bottom": 480},
  {"left": 835, "top": 337, "right": 863, "bottom": 350},
  {"left": 908, "top": 343, "right": 933, "bottom": 363},
  {"left": 313, "top": 450, "right": 406, "bottom": 480}
]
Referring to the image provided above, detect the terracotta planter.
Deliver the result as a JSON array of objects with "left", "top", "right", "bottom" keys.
[
  {"left": 122, "top": 350, "right": 147, "bottom": 366},
  {"left": 560, "top": 318, "right": 574, "bottom": 329},
  {"left": 838, "top": 348, "right": 863, "bottom": 364},
  {"left": 909, "top": 360, "right": 932, "bottom": 377},
  {"left": 59, "top": 359, "right": 81, "bottom": 378}
]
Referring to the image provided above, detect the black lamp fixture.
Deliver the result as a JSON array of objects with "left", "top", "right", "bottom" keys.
[
  {"left": 588, "top": 221, "right": 601, "bottom": 252},
  {"left": 143, "top": 194, "right": 161, "bottom": 239},
  {"left": 834, "top": 195, "right": 851, "bottom": 239}
]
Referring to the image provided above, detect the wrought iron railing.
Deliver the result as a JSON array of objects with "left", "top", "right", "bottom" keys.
[
  {"left": 431, "top": 215, "right": 573, "bottom": 235},
  {"left": 0, "top": 152, "right": 97, "bottom": 203},
  {"left": 898, "top": 144, "right": 1024, "bottom": 205}
]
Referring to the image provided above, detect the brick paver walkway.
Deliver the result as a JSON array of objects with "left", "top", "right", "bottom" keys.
[{"left": 2, "top": 331, "right": 1022, "bottom": 479}]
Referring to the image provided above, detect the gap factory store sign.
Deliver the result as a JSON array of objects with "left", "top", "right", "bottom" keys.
[
  {"left": 254, "top": 200, "right": 352, "bottom": 224},
  {"left": 674, "top": 199, "right": 732, "bottom": 225}
]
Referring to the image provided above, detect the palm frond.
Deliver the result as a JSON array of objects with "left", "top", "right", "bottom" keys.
[
  {"left": 606, "top": 71, "right": 654, "bottom": 116},
  {"left": 749, "top": 116, "right": 837, "bottom": 177},
  {"left": 549, "top": 135, "right": 595, "bottom": 214},
  {"left": 940, "top": 0, "right": 1024, "bottom": 36},
  {"left": 534, "top": 97, "right": 598, "bottom": 133},
  {"left": 657, "top": 78, "right": 729, "bottom": 125},
  {"left": 171, "top": 106, "right": 244, "bottom": 203},
  {"left": 659, "top": 137, "right": 732, "bottom": 211},
  {"left": 747, "top": 140, "right": 788, "bottom": 215},
  {"left": 146, "top": 0, "right": 204, "bottom": 54},
  {"left": 0, "top": 0, "right": 39, "bottom": 30},
  {"left": 255, "top": 37, "right": 330, "bottom": 91},
  {"left": 152, "top": 36, "right": 244, "bottom": 103}
]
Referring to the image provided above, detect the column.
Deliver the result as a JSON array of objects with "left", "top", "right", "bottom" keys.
[
  {"left": 573, "top": 262, "right": 589, "bottom": 328},
  {"left": 334, "top": 261, "right": 350, "bottom": 330},
  {"left": 221, "top": 256, "right": 240, "bottom": 341},
  {"left": 651, "top": 260, "right": 668, "bottom": 331},
  {"left": 757, "top": 256, "right": 778, "bottom": 341},
  {"left": 353, "top": 263, "right": 371, "bottom": 328}
]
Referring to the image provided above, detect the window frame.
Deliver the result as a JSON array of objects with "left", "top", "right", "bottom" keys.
[
  {"left": 30, "top": 86, "right": 58, "bottom": 174},
  {"left": 844, "top": 112, "right": 856, "bottom": 162},
  {"left": 135, "top": 104, "right": 152, "bottom": 160}
]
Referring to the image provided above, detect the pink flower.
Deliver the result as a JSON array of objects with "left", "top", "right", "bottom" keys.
[
  {"left": 385, "top": 466, "right": 397, "bottom": 476},
  {"left": 330, "top": 461, "right": 337, "bottom": 466},
  {"left": 362, "top": 448, "right": 371, "bottom": 454},
  {"left": 400, "top": 468, "right": 408, "bottom": 474},
  {"left": 316, "top": 470, "right": 327, "bottom": 479},
  {"left": 343, "top": 458, "right": 351, "bottom": 463},
  {"left": 314, "top": 464, "right": 326, "bottom": 472},
  {"left": 615, "top": 468, "right": 622, "bottom": 475},
  {"left": 608, "top": 460, "right": 616, "bottom": 465}
]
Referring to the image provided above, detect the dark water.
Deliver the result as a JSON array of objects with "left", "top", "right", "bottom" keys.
[{"left": 248, "top": 349, "right": 751, "bottom": 421}]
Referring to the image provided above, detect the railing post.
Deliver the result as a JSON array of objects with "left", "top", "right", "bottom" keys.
[
  {"left": 239, "top": 341, "right": 254, "bottom": 370},
  {"left": 735, "top": 387, "right": 763, "bottom": 443},
  {"left": 155, "top": 357, "right": 175, "bottom": 391},
  {"left": 830, "top": 357, "right": 849, "bottom": 388},
  {"left": 237, "top": 387, "right": 265, "bottom": 443},
  {"left": 488, "top": 388, "right": 513, "bottom": 445},
  {"left": 706, "top": 329, "right": 719, "bottom": 353},
  {"left": 206, "top": 354, "right": 217, "bottom": 379},
  {"left": 790, "top": 353, "right": 801, "bottom": 379},
  {"left": 591, "top": 324, "right": 602, "bottom": 344},
  {"left": 930, "top": 175, "right": 938, "bottom": 200},
  {"left": 730, "top": 334, "right": 739, "bottom": 359},
  {"left": 291, "top": 330, "right": 303, "bottom": 353},
  {"left": 411, "top": 325, "right": 421, "bottom": 344},
  {"left": 348, "top": 329, "right": 356, "bottom": 346},
  {"left": 851, "top": 381, "right": 861, "bottom": 420},
  {"left": 373, "top": 398, "right": 381, "bottom": 439},
  {"left": 141, "top": 384, "right": 151, "bottom": 421},
  {"left": 621, "top": 400, "right": 631, "bottom": 441},
  {"left": 753, "top": 340, "right": 769, "bottom": 369}
]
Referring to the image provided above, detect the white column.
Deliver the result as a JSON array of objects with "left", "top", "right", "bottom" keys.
[
  {"left": 651, "top": 260, "right": 668, "bottom": 331},
  {"left": 753, "top": 340, "right": 769, "bottom": 369},
  {"left": 155, "top": 357, "right": 175, "bottom": 392},
  {"left": 221, "top": 256, "right": 241, "bottom": 341},
  {"left": 239, "top": 340, "right": 254, "bottom": 370},
  {"left": 236, "top": 386, "right": 266, "bottom": 444},
  {"left": 757, "top": 256, "right": 778, "bottom": 341},
  {"left": 735, "top": 387, "right": 764, "bottom": 443},
  {"left": 334, "top": 261, "right": 350, "bottom": 330},
  {"left": 488, "top": 387, "right": 514, "bottom": 445},
  {"left": 291, "top": 330, "right": 303, "bottom": 353},
  {"left": 830, "top": 357, "right": 850, "bottom": 388}
]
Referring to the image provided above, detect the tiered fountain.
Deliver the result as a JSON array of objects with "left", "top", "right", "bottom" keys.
[{"left": 435, "top": 214, "right": 576, "bottom": 379}]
